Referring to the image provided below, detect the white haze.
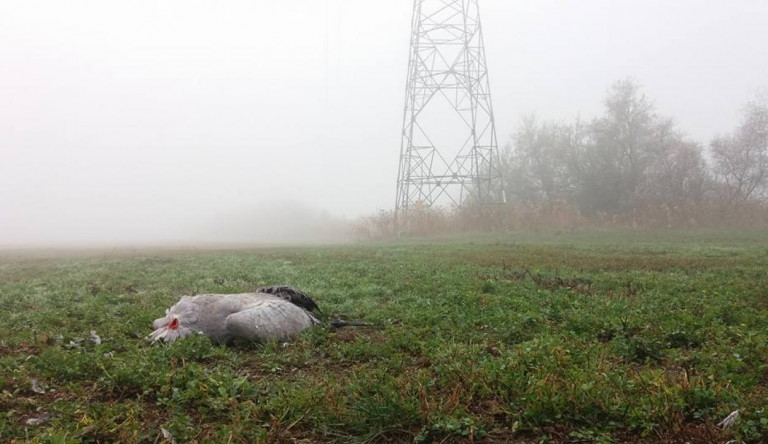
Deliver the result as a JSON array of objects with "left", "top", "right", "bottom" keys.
[{"left": 1, "top": 0, "right": 766, "bottom": 247}]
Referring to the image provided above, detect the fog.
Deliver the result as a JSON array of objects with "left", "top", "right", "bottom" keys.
[{"left": 1, "top": 0, "right": 766, "bottom": 247}]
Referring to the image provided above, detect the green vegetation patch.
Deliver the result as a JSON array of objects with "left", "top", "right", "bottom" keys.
[{"left": 1, "top": 230, "right": 768, "bottom": 442}]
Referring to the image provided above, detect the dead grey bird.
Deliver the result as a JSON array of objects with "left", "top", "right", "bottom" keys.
[{"left": 149, "top": 286, "right": 368, "bottom": 345}]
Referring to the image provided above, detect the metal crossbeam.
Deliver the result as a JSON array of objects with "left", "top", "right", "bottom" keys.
[{"left": 395, "top": 0, "right": 505, "bottom": 227}]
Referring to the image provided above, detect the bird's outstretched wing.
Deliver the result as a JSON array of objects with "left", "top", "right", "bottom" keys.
[
  {"left": 256, "top": 285, "right": 324, "bottom": 317},
  {"left": 225, "top": 298, "right": 319, "bottom": 343}
]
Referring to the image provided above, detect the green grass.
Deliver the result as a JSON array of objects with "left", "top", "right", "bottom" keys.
[{"left": 2, "top": 230, "right": 768, "bottom": 443}]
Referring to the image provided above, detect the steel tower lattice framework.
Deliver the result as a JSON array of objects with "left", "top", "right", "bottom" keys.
[{"left": 395, "top": 0, "right": 504, "bottom": 226}]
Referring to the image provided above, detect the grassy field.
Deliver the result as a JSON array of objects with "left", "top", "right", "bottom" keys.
[{"left": 2, "top": 230, "right": 768, "bottom": 443}]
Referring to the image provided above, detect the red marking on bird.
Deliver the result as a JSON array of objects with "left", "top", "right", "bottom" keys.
[{"left": 168, "top": 318, "right": 180, "bottom": 330}]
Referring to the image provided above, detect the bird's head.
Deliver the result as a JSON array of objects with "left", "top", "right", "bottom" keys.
[
  {"left": 167, "top": 317, "right": 180, "bottom": 330},
  {"left": 148, "top": 315, "right": 194, "bottom": 344}
]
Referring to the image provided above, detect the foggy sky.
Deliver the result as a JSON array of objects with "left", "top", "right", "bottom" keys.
[{"left": 1, "top": 0, "right": 767, "bottom": 246}]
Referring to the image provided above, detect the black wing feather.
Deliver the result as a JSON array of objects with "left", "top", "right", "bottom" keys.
[{"left": 257, "top": 286, "right": 324, "bottom": 317}]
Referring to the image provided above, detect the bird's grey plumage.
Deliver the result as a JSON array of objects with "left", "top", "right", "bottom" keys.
[{"left": 149, "top": 292, "right": 320, "bottom": 344}]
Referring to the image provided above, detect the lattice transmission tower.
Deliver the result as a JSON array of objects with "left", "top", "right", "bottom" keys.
[{"left": 395, "top": 0, "right": 504, "bottom": 225}]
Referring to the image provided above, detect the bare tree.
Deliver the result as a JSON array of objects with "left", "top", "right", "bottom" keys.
[
  {"left": 639, "top": 118, "right": 710, "bottom": 204},
  {"left": 502, "top": 116, "right": 580, "bottom": 204},
  {"left": 573, "top": 79, "right": 658, "bottom": 212},
  {"left": 710, "top": 94, "right": 768, "bottom": 203}
]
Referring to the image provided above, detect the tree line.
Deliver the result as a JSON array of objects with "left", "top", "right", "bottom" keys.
[{"left": 501, "top": 79, "right": 768, "bottom": 213}]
